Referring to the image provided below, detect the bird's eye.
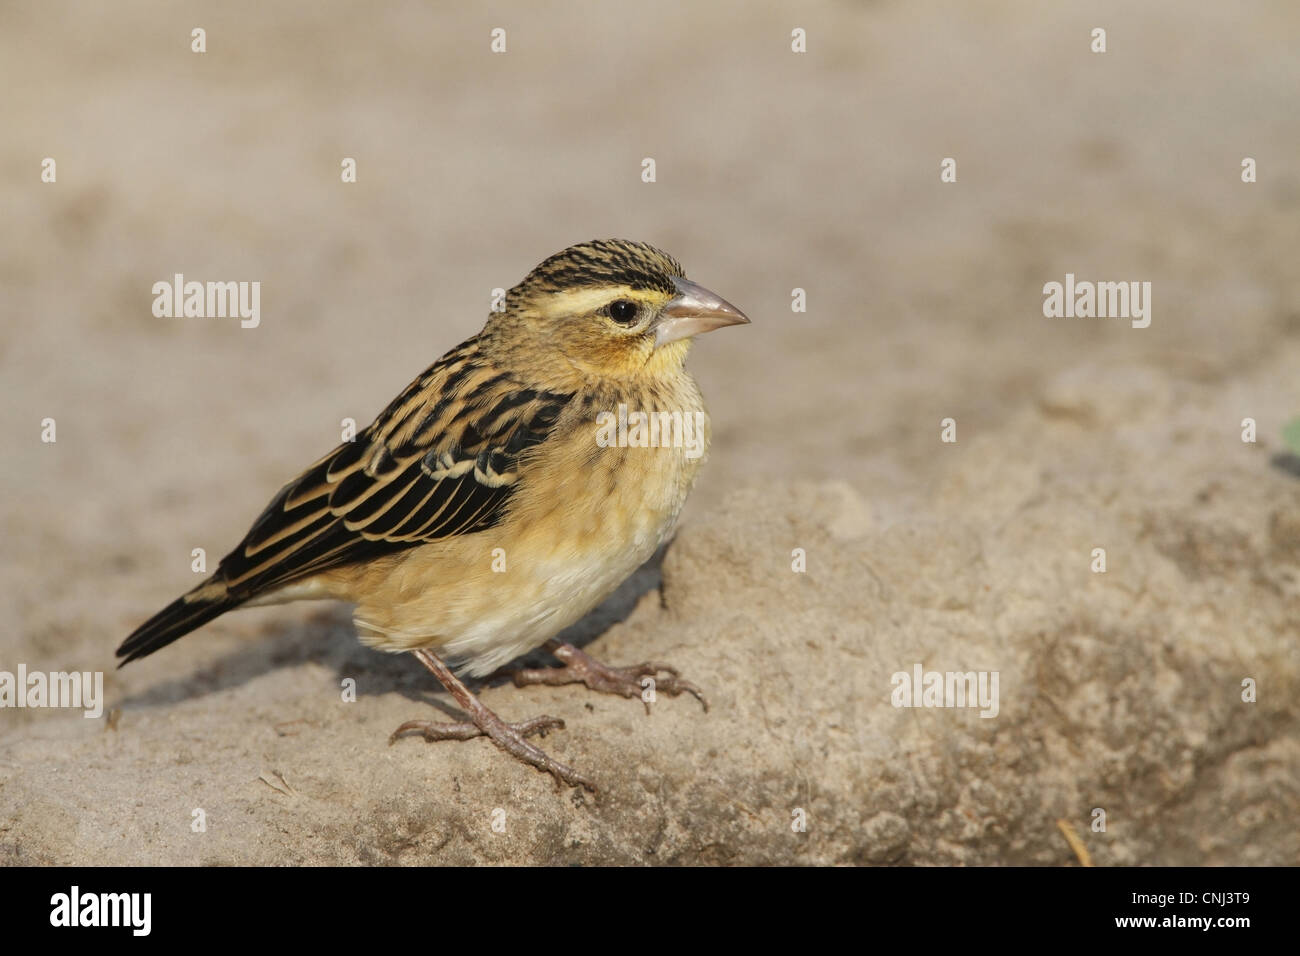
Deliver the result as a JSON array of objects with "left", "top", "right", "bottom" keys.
[{"left": 607, "top": 299, "right": 640, "bottom": 325}]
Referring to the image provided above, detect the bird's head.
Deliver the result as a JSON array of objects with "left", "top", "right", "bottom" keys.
[{"left": 489, "top": 239, "right": 749, "bottom": 380}]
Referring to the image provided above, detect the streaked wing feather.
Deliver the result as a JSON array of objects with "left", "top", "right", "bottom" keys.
[{"left": 215, "top": 342, "right": 572, "bottom": 599}]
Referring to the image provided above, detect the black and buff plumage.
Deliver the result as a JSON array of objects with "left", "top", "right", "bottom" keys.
[{"left": 119, "top": 239, "right": 749, "bottom": 791}]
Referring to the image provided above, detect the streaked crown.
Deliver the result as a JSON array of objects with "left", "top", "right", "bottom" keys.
[{"left": 514, "top": 239, "right": 685, "bottom": 300}]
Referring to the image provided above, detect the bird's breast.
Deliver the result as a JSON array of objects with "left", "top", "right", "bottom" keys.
[{"left": 349, "top": 379, "right": 711, "bottom": 675}]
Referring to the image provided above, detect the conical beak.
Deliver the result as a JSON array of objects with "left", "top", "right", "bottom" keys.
[{"left": 653, "top": 276, "right": 751, "bottom": 349}]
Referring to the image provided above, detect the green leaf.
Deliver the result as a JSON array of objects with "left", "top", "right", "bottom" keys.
[{"left": 1283, "top": 417, "right": 1300, "bottom": 455}]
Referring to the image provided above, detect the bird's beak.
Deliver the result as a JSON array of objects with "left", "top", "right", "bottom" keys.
[{"left": 654, "top": 276, "right": 751, "bottom": 349}]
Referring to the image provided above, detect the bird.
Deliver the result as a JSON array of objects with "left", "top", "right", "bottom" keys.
[{"left": 117, "top": 239, "right": 749, "bottom": 792}]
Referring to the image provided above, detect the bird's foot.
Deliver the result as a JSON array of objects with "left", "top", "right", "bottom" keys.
[
  {"left": 391, "top": 648, "right": 597, "bottom": 792},
  {"left": 389, "top": 713, "right": 563, "bottom": 743},
  {"left": 389, "top": 714, "right": 595, "bottom": 792},
  {"left": 512, "top": 640, "right": 710, "bottom": 715}
]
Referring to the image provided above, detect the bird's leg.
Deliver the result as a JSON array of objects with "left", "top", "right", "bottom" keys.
[
  {"left": 390, "top": 648, "right": 596, "bottom": 792},
  {"left": 511, "top": 639, "right": 710, "bottom": 715}
]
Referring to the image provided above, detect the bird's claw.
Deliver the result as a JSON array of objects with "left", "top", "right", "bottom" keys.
[
  {"left": 389, "top": 713, "right": 565, "bottom": 744},
  {"left": 390, "top": 711, "right": 596, "bottom": 793},
  {"left": 512, "top": 642, "right": 710, "bottom": 714}
]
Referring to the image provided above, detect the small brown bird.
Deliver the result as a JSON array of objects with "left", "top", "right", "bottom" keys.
[{"left": 118, "top": 239, "right": 748, "bottom": 791}]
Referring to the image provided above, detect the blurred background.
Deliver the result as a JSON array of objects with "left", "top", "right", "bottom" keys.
[{"left": 3, "top": 0, "right": 1298, "bottom": 678}]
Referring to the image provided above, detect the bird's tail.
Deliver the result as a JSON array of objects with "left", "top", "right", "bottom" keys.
[{"left": 116, "top": 577, "right": 240, "bottom": 666}]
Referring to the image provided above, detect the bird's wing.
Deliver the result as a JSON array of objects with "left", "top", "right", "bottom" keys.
[{"left": 217, "top": 343, "right": 573, "bottom": 599}]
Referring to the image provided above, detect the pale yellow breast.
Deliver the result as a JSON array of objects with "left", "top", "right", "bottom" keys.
[{"left": 344, "top": 373, "right": 711, "bottom": 675}]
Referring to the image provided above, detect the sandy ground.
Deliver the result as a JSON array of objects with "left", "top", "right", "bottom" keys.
[{"left": 2, "top": 0, "right": 1298, "bottom": 864}]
